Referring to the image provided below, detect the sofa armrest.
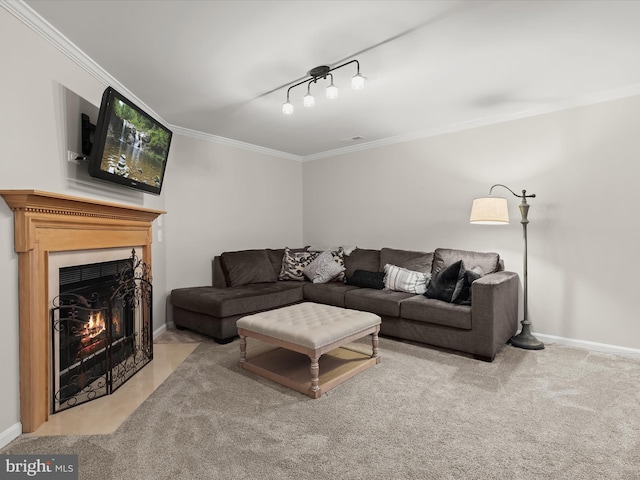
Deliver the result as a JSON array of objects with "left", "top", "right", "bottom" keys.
[
  {"left": 212, "top": 256, "right": 228, "bottom": 288},
  {"left": 470, "top": 271, "right": 519, "bottom": 359}
]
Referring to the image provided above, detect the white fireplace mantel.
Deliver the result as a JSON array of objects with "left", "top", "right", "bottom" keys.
[{"left": 0, "top": 190, "right": 164, "bottom": 433}]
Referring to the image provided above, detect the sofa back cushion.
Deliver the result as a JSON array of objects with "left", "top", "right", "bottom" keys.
[
  {"left": 431, "top": 248, "right": 500, "bottom": 275},
  {"left": 344, "top": 248, "right": 381, "bottom": 279},
  {"left": 380, "top": 248, "right": 433, "bottom": 274},
  {"left": 220, "top": 249, "right": 277, "bottom": 287},
  {"left": 266, "top": 248, "right": 286, "bottom": 278}
]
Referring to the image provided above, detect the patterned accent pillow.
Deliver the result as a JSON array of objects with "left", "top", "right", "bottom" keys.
[
  {"left": 328, "top": 248, "right": 346, "bottom": 282},
  {"left": 305, "top": 251, "right": 346, "bottom": 284},
  {"left": 384, "top": 264, "right": 431, "bottom": 294},
  {"left": 278, "top": 247, "right": 319, "bottom": 281}
]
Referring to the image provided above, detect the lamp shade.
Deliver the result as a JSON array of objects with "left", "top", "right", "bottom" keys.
[{"left": 469, "top": 197, "right": 509, "bottom": 224}]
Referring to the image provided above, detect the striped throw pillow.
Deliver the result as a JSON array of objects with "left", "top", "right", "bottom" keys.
[{"left": 383, "top": 264, "right": 431, "bottom": 294}]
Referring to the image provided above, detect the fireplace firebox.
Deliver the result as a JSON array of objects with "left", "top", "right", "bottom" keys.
[{"left": 50, "top": 249, "right": 153, "bottom": 413}]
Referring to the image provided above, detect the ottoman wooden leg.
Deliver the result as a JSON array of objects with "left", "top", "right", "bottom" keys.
[
  {"left": 372, "top": 331, "right": 380, "bottom": 361},
  {"left": 310, "top": 355, "right": 320, "bottom": 396},
  {"left": 239, "top": 335, "right": 247, "bottom": 366}
]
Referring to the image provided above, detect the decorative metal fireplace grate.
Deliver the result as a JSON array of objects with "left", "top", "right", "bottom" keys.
[{"left": 50, "top": 249, "right": 153, "bottom": 413}]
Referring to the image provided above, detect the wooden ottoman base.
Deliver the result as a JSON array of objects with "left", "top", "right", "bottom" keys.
[{"left": 237, "top": 303, "right": 381, "bottom": 398}]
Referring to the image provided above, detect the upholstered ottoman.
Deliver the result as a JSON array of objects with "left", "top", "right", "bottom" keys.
[{"left": 237, "top": 302, "right": 381, "bottom": 398}]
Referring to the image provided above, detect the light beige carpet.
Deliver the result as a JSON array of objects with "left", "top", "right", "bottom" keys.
[{"left": 3, "top": 337, "right": 639, "bottom": 479}]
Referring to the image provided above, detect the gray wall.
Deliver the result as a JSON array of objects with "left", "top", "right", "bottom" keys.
[
  {"left": 303, "top": 95, "right": 640, "bottom": 350},
  {"left": 163, "top": 133, "right": 303, "bottom": 296}
]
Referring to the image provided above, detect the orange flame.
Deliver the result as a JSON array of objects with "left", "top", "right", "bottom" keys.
[{"left": 81, "top": 311, "right": 106, "bottom": 343}]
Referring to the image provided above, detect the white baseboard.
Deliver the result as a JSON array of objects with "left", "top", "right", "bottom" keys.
[
  {"left": 153, "top": 323, "right": 167, "bottom": 341},
  {"left": 535, "top": 333, "right": 640, "bottom": 358},
  {"left": 0, "top": 422, "right": 22, "bottom": 450}
]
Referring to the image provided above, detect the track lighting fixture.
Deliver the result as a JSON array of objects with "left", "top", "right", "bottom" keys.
[{"left": 281, "top": 60, "right": 365, "bottom": 115}]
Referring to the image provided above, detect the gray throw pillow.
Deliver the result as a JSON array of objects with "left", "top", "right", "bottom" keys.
[{"left": 304, "top": 251, "right": 346, "bottom": 284}]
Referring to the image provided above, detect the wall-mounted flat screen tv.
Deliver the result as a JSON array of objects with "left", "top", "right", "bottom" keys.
[{"left": 88, "top": 87, "right": 172, "bottom": 195}]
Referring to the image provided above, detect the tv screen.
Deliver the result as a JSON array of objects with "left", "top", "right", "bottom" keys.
[{"left": 88, "top": 87, "right": 172, "bottom": 195}]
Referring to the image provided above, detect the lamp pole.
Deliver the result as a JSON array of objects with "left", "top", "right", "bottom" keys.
[{"left": 503, "top": 187, "right": 544, "bottom": 350}]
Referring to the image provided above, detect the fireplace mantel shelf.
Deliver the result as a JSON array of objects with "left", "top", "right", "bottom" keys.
[
  {"left": 0, "top": 190, "right": 165, "bottom": 433},
  {"left": 1, "top": 189, "right": 164, "bottom": 222}
]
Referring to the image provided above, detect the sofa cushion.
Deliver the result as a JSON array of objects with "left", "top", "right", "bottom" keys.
[
  {"left": 384, "top": 264, "right": 431, "bottom": 294},
  {"left": 401, "top": 295, "right": 472, "bottom": 330},
  {"left": 304, "top": 250, "right": 346, "bottom": 284},
  {"left": 344, "top": 248, "right": 381, "bottom": 279},
  {"left": 345, "top": 288, "right": 414, "bottom": 317},
  {"left": 171, "top": 283, "right": 303, "bottom": 318},
  {"left": 380, "top": 248, "right": 433, "bottom": 274},
  {"left": 345, "top": 270, "right": 385, "bottom": 289},
  {"left": 432, "top": 248, "right": 500, "bottom": 275},
  {"left": 425, "top": 260, "right": 466, "bottom": 303},
  {"left": 220, "top": 249, "right": 277, "bottom": 287},
  {"left": 278, "top": 247, "right": 319, "bottom": 281},
  {"left": 303, "top": 282, "right": 360, "bottom": 307}
]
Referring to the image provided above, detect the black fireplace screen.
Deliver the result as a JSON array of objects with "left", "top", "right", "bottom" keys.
[{"left": 50, "top": 249, "right": 153, "bottom": 413}]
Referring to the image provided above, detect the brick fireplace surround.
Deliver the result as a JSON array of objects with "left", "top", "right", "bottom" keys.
[{"left": 0, "top": 190, "right": 164, "bottom": 433}]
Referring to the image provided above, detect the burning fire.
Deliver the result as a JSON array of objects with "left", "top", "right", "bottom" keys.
[
  {"left": 81, "top": 311, "right": 106, "bottom": 345},
  {"left": 80, "top": 311, "right": 121, "bottom": 346}
]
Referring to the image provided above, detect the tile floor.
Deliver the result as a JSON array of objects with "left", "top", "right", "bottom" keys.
[{"left": 33, "top": 342, "right": 199, "bottom": 436}]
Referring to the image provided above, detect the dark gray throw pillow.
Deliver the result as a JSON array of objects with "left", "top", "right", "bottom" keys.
[
  {"left": 454, "top": 266, "right": 484, "bottom": 305},
  {"left": 220, "top": 249, "right": 277, "bottom": 287},
  {"left": 345, "top": 270, "right": 385, "bottom": 290},
  {"left": 425, "top": 260, "right": 466, "bottom": 303}
]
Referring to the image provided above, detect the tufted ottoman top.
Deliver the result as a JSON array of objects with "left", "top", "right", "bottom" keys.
[{"left": 236, "top": 302, "right": 381, "bottom": 349}]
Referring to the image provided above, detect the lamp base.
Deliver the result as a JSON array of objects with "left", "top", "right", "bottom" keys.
[{"left": 509, "top": 331, "right": 544, "bottom": 350}]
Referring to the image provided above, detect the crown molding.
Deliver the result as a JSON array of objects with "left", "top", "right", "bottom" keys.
[
  {"left": 2, "top": 1, "right": 109, "bottom": 86},
  {"left": 6, "top": 0, "right": 640, "bottom": 164},
  {"left": 169, "top": 125, "right": 303, "bottom": 162},
  {"left": 300, "top": 82, "right": 640, "bottom": 162},
  {"left": 0, "top": 1, "right": 164, "bottom": 118},
  {"left": 2, "top": 0, "right": 300, "bottom": 162}
]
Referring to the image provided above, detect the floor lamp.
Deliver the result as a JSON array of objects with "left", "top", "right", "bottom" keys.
[{"left": 469, "top": 184, "right": 544, "bottom": 350}]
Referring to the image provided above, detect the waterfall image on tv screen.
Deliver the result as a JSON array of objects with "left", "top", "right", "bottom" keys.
[{"left": 89, "top": 87, "right": 172, "bottom": 195}]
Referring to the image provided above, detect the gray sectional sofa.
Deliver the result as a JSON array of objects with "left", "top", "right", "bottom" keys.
[{"left": 170, "top": 247, "right": 519, "bottom": 361}]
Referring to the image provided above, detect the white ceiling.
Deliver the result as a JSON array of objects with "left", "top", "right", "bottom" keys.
[{"left": 21, "top": 0, "right": 640, "bottom": 158}]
